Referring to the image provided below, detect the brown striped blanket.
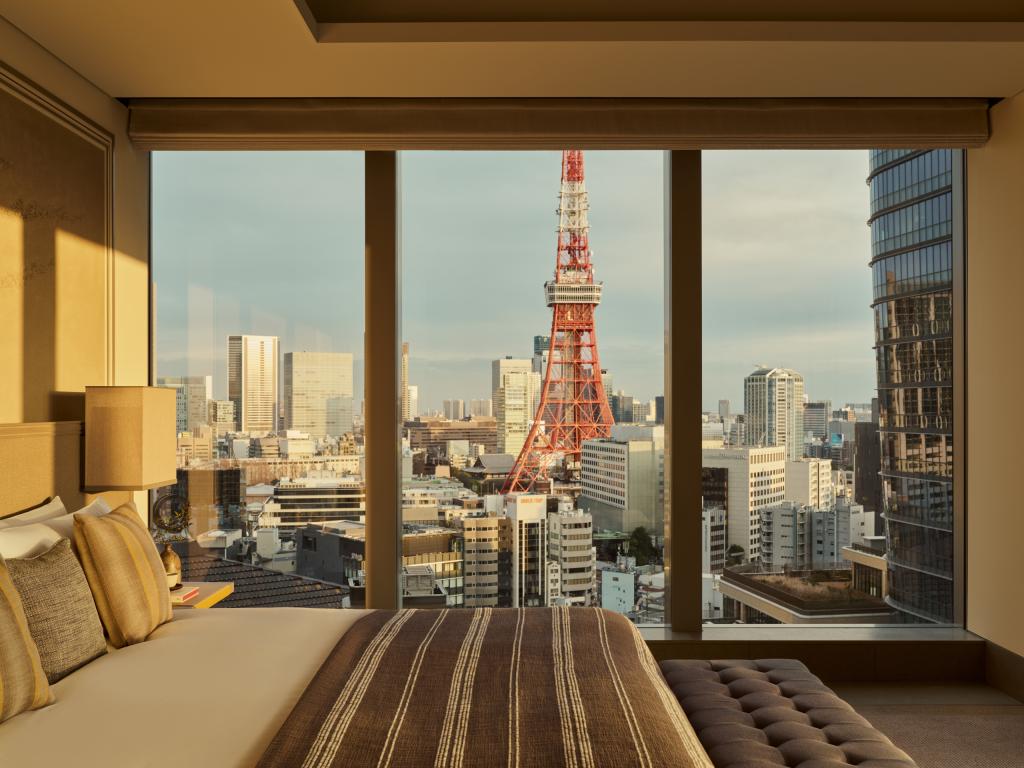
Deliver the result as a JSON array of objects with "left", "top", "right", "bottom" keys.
[{"left": 259, "top": 607, "right": 711, "bottom": 768}]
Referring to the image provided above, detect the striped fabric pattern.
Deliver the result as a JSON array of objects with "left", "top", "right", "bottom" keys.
[
  {"left": 0, "top": 556, "right": 52, "bottom": 723},
  {"left": 73, "top": 503, "right": 172, "bottom": 648},
  {"left": 259, "top": 608, "right": 712, "bottom": 768}
]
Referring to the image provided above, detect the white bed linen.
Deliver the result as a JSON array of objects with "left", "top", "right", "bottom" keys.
[{"left": 0, "top": 607, "right": 375, "bottom": 767}]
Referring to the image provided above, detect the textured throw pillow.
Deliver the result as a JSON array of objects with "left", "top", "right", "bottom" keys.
[
  {"left": 0, "top": 497, "right": 67, "bottom": 529},
  {"left": 73, "top": 503, "right": 172, "bottom": 648},
  {"left": 0, "top": 556, "right": 52, "bottom": 722},
  {"left": 7, "top": 539, "right": 107, "bottom": 683}
]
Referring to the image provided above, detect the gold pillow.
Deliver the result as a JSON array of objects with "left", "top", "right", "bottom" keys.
[
  {"left": 73, "top": 503, "right": 172, "bottom": 647},
  {"left": 0, "top": 556, "right": 52, "bottom": 722}
]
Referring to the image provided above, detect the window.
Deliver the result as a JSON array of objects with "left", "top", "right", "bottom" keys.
[
  {"left": 399, "top": 151, "right": 666, "bottom": 621},
  {"left": 702, "top": 149, "right": 960, "bottom": 626},
  {"left": 152, "top": 151, "right": 364, "bottom": 606}
]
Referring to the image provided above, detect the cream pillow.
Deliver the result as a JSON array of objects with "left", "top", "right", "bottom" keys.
[
  {"left": 0, "top": 497, "right": 67, "bottom": 529},
  {"left": 74, "top": 503, "right": 172, "bottom": 648},
  {"left": 43, "top": 497, "right": 112, "bottom": 541},
  {"left": 0, "top": 522, "right": 63, "bottom": 559}
]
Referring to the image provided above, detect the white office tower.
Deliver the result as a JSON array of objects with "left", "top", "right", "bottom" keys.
[
  {"left": 702, "top": 507, "right": 727, "bottom": 574},
  {"left": 701, "top": 445, "right": 787, "bottom": 563},
  {"left": 506, "top": 494, "right": 548, "bottom": 607},
  {"left": 761, "top": 500, "right": 861, "bottom": 570},
  {"left": 400, "top": 342, "right": 411, "bottom": 421},
  {"left": 492, "top": 358, "right": 540, "bottom": 458},
  {"left": 744, "top": 366, "right": 806, "bottom": 461},
  {"left": 443, "top": 399, "right": 465, "bottom": 421},
  {"left": 456, "top": 514, "right": 507, "bottom": 608},
  {"left": 580, "top": 424, "right": 665, "bottom": 533},
  {"left": 785, "top": 458, "right": 835, "bottom": 510},
  {"left": 469, "top": 398, "right": 493, "bottom": 418},
  {"left": 207, "top": 399, "right": 236, "bottom": 436},
  {"left": 157, "top": 375, "right": 212, "bottom": 433},
  {"left": 407, "top": 385, "right": 419, "bottom": 419},
  {"left": 548, "top": 502, "right": 595, "bottom": 606},
  {"left": 283, "top": 351, "right": 354, "bottom": 439},
  {"left": 227, "top": 335, "right": 279, "bottom": 432}
]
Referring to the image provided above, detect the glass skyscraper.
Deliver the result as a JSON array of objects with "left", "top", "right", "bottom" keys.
[{"left": 867, "top": 149, "right": 957, "bottom": 623}]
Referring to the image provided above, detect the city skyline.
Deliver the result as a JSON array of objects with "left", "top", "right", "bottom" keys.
[{"left": 153, "top": 150, "right": 875, "bottom": 414}]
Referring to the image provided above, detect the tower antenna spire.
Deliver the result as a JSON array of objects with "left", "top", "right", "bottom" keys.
[{"left": 504, "top": 150, "right": 614, "bottom": 493}]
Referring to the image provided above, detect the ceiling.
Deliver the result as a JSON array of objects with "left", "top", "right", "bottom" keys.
[{"left": 1, "top": 1, "right": 1023, "bottom": 98}]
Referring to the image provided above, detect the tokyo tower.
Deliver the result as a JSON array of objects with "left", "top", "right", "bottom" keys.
[{"left": 503, "top": 150, "right": 614, "bottom": 493}]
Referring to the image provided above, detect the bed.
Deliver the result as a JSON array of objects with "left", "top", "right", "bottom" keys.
[{"left": 1, "top": 605, "right": 713, "bottom": 768}]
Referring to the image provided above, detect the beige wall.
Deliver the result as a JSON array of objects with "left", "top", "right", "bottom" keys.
[
  {"left": 966, "top": 93, "right": 1024, "bottom": 657},
  {"left": 0, "top": 16, "right": 149, "bottom": 514}
]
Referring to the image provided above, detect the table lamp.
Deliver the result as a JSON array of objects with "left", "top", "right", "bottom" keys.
[{"left": 84, "top": 386, "right": 179, "bottom": 586}]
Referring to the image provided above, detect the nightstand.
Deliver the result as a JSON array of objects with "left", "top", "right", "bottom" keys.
[{"left": 172, "top": 581, "right": 234, "bottom": 609}]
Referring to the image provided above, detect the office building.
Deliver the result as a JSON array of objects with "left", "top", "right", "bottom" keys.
[
  {"left": 407, "top": 384, "right": 419, "bottom": 419},
  {"left": 283, "top": 351, "right": 354, "bottom": 439},
  {"left": 744, "top": 366, "right": 805, "bottom": 461},
  {"left": 400, "top": 342, "right": 411, "bottom": 422},
  {"left": 702, "top": 446, "right": 787, "bottom": 562},
  {"left": 455, "top": 514, "right": 513, "bottom": 608},
  {"left": 260, "top": 477, "right": 365, "bottom": 529},
  {"left": 786, "top": 458, "right": 834, "bottom": 510},
  {"left": 506, "top": 494, "right": 549, "bottom": 607},
  {"left": 442, "top": 398, "right": 465, "bottom": 421},
  {"left": 492, "top": 357, "right": 540, "bottom": 458},
  {"left": 803, "top": 400, "right": 832, "bottom": 441},
  {"left": 469, "top": 398, "right": 492, "bottom": 418},
  {"left": 702, "top": 507, "right": 727, "bottom": 574},
  {"left": 406, "top": 416, "right": 498, "bottom": 456},
  {"left": 227, "top": 334, "right": 279, "bottom": 432},
  {"left": 579, "top": 425, "right": 665, "bottom": 533},
  {"left": 655, "top": 395, "right": 665, "bottom": 425},
  {"left": 157, "top": 375, "right": 212, "bottom": 433},
  {"left": 718, "top": 399, "right": 730, "bottom": 421},
  {"left": 547, "top": 503, "right": 595, "bottom": 606},
  {"left": 868, "top": 149, "right": 956, "bottom": 623},
  {"left": 207, "top": 399, "right": 236, "bottom": 436}
]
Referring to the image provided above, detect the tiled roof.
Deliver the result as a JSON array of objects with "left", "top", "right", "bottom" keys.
[{"left": 180, "top": 546, "right": 349, "bottom": 609}]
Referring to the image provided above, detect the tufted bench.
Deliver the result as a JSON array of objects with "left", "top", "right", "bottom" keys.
[{"left": 660, "top": 659, "right": 918, "bottom": 768}]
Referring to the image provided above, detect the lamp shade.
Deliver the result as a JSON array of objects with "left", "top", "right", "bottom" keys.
[{"left": 84, "top": 386, "right": 177, "bottom": 490}]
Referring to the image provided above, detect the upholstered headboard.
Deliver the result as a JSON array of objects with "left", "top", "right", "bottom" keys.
[{"left": 0, "top": 421, "right": 127, "bottom": 520}]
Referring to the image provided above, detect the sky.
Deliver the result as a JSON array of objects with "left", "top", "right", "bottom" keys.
[{"left": 152, "top": 149, "right": 875, "bottom": 414}]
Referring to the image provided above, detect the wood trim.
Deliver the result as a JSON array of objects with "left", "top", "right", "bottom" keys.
[
  {"left": 127, "top": 98, "right": 990, "bottom": 151},
  {"left": 666, "top": 151, "right": 702, "bottom": 632},
  {"left": 0, "top": 61, "right": 116, "bottom": 389},
  {"left": 364, "top": 152, "right": 401, "bottom": 609}
]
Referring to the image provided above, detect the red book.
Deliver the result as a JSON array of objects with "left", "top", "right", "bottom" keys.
[{"left": 170, "top": 586, "right": 200, "bottom": 605}]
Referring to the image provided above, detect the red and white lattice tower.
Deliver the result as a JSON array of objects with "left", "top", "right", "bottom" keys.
[{"left": 503, "top": 150, "right": 614, "bottom": 493}]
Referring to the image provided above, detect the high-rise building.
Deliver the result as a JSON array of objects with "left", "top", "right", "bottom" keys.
[
  {"left": 611, "top": 391, "right": 635, "bottom": 424},
  {"left": 702, "top": 507, "right": 727, "bottom": 574},
  {"left": 744, "top": 366, "right": 805, "bottom": 461},
  {"left": 785, "top": 458, "right": 834, "bottom": 510},
  {"left": 547, "top": 504, "right": 595, "bottom": 606},
  {"left": 400, "top": 341, "right": 411, "bottom": 422},
  {"left": 579, "top": 425, "right": 665, "bottom": 533},
  {"left": 283, "top": 351, "right": 354, "bottom": 439},
  {"left": 469, "top": 398, "right": 492, "bottom": 418},
  {"left": 157, "top": 375, "right": 212, "bottom": 433},
  {"left": 407, "top": 384, "right": 419, "bottom": 419},
  {"left": 868, "top": 149, "right": 957, "bottom": 623},
  {"left": 207, "top": 399, "right": 236, "bottom": 437},
  {"left": 227, "top": 335, "right": 278, "bottom": 432},
  {"left": 803, "top": 400, "right": 832, "bottom": 441},
  {"left": 506, "top": 494, "right": 549, "bottom": 607},
  {"left": 718, "top": 399, "right": 730, "bottom": 421},
  {"left": 492, "top": 357, "right": 540, "bottom": 458},
  {"left": 655, "top": 395, "right": 665, "bottom": 425},
  {"left": 532, "top": 334, "right": 551, "bottom": 374},
  {"left": 701, "top": 446, "right": 787, "bottom": 562},
  {"left": 442, "top": 399, "right": 465, "bottom": 421}
]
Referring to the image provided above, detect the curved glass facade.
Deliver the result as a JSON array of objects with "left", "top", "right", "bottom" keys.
[{"left": 867, "top": 149, "right": 957, "bottom": 624}]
